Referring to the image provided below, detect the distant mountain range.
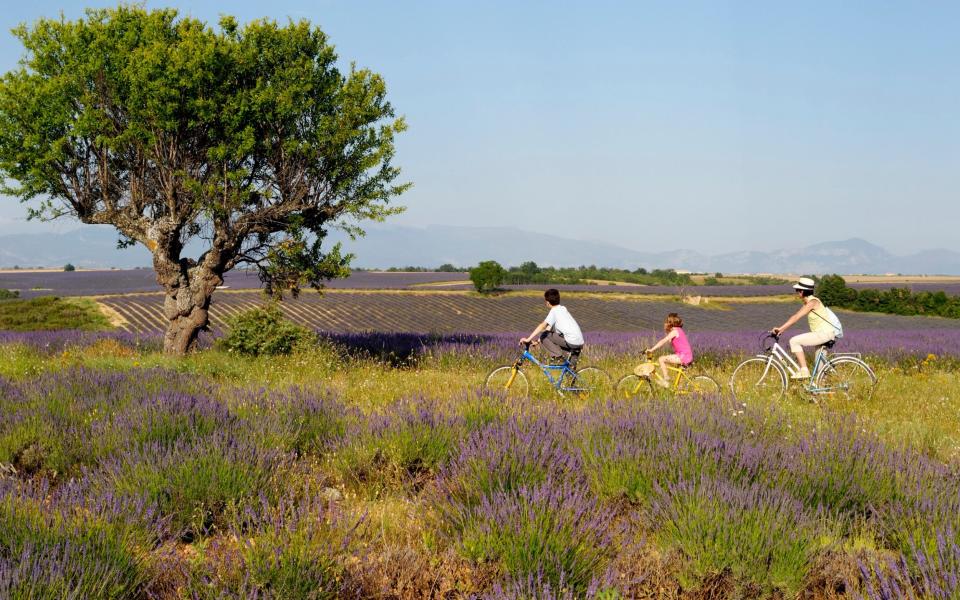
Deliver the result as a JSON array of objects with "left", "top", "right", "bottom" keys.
[{"left": 1, "top": 225, "right": 958, "bottom": 275}]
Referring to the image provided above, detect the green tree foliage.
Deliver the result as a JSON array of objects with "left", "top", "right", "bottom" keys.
[
  {"left": 0, "top": 7, "right": 408, "bottom": 354},
  {"left": 63, "top": 263, "right": 76, "bottom": 272},
  {"left": 816, "top": 274, "right": 960, "bottom": 318},
  {"left": 815, "top": 274, "right": 857, "bottom": 306},
  {"left": 470, "top": 261, "right": 506, "bottom": 293}
]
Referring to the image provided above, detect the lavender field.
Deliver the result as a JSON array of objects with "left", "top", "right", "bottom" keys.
[
  {"left": 0, "top": 270, "right": 469, "bottom": 298},
  {"left": 1, "top": 359, "right": 959, "bottom": 598},
  {"left": 4, "top": 287, "right": 960, "bottom": 598},
  {"left": 97, "top": 290, "right": 960, "bottom": 336}
]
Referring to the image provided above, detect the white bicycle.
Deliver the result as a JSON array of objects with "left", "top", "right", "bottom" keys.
[{"left": 729, "top": 333, "right": 877, "bottom": 403}]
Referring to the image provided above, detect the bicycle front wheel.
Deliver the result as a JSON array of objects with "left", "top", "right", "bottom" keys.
[
  {"left": 566, "top": 367, "right": 611, "bottom": 399},
  {"left": 729, "top": 357, "right": 787, "bottom": 403},
  {"left": 484, "top": 366, "right": 529, "bottom": 399},
  {"left": 679, "top": 374, "right": 721, "bottom": 397},
  {"left": 815, "top": 357, "right": 877, "bottom": 402},
  {"left": 615, "top": 374, "right": 657, "bottom": 402}
]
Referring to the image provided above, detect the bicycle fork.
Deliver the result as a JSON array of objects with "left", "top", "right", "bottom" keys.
[{"left": 503, "top": 358, "right": 524, "bottom": 390}]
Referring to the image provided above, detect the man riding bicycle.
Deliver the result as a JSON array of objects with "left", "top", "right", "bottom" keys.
[{"left": 771, "top": 277, "right": 844, "bottom": 380}]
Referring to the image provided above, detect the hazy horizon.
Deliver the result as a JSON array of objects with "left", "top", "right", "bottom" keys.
[{"left": 1, "top": 1, "right": 957, "bottom": 255}]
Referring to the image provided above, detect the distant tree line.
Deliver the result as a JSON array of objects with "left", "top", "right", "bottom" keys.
[
  {"left": 467, "top": 261, "right": 698, "bottom": 293},
  {"left": 817, "top": 274, "right": 960, "bottom": 319},
  {"left": 500, "top": 262, "right": 694, "bottom": 286}
]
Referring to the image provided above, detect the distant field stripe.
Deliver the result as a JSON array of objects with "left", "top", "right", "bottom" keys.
[
  {"left": 130, "top": 299, "right": 169, "bottom": 331},
  {"left": 280, "top": 302, "right": 328, "bottom": 330},
  {"left": 105, "top": 298, "right": 164, "bottom": 332},
  {"left": 93, "top": 290, "right": 960, "bottom": 335}
]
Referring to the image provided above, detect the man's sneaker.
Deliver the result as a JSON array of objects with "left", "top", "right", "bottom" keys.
[
  {"left": 791, "top": 368, "right": 811, "bottom": 380},
  {"left": 653, "top": 374, "right": 670, "bottom": 388}
]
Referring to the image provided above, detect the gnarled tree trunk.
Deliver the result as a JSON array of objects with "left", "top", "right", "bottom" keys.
[{"left": 154, "top": 254, "right": 224, "bottom": 355}]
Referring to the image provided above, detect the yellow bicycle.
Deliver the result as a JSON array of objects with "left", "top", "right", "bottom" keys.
[{"left": 615, "top": 351, "right": 720, "bottom": 400}]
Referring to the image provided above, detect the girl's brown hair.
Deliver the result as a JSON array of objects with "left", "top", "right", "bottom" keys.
[{"left": 664, "top": 313, "right": 683, "bottom": 331}]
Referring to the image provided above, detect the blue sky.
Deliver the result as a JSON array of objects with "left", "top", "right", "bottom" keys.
[{"left": 0, "top": 1, "right": 957, "bottom": 254}]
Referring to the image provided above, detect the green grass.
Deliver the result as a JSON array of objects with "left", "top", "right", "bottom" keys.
[{"left": 0, "top": 296, "right": 112, "bottom": 331}]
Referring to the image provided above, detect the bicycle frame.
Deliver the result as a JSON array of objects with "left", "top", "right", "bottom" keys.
[
  {"left": 633, "top": 360, "right": 686, "bottom": 389},
  {"left": 512, "top": 346, "right": 581, "bottom": 391},
  {"left": 758, "top": 339, "right": 837, "bottom": 393}
]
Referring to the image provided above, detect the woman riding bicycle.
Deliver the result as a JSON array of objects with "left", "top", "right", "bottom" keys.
[{"left": 771, "top": 277, "right": 843, "bottom": 379}]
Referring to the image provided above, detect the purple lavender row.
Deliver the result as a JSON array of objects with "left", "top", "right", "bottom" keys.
[
  {"left": 2, "top": 328, "right": 959, "bottom": 360},
  {"left": 0, "top": 269, "right": 470, "bottom": 297}
]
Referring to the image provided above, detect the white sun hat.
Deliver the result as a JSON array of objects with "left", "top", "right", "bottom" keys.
[{"left": 792, "top": 277, "right": 816, "bottom": 292}]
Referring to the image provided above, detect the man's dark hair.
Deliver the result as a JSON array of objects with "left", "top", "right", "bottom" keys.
[{"left": 544, "top": 288, "right": 561, "bottom": 305}]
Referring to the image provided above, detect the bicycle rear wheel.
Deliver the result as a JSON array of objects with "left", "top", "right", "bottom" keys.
[
  {"left": 729, "top": 357, "right": 787, "bottom": 403},
  {"left": 815, "top": 357, "right": 877, "bottom": 402},
  {"left": 679, "top": 374, "right": 721, "bottom": 397},
  {"left": 484, "top": 366, "right": 529, "bottom": 399},
  {"left": 615, "top": 374, "right": 657, "bottom": 402},
  {"left": 566, "top": 367, "right": 611, "bottom": 399}
]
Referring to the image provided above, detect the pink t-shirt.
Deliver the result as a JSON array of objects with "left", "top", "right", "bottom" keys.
[{"left": 670, "top": 327, "right": 693, "bottom": 364}]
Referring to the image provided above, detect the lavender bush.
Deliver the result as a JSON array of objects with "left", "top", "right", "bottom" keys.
[
  {"left": 858, "top": 531, "right": 960, "bottom": 599},
  {"left": 650, "top": 476, "right": 822, "bottom": 594},
  {"left": 457, "top": 479, "right": 621, "bottom": 596},
  {"left": 330, "top": 398, "right": 466, "bottom": 495},
  {"left": 92, "top": 432, "right": 288, "bottom": 540},
  {"left": 0, "top": 369, "right": 212, "bottom": 477},
  {"left": 186, "top": 493, "right": 360, "bottom": 599},
  {"left": 0, "top": 478, "right": 166, "bottom": 599}
]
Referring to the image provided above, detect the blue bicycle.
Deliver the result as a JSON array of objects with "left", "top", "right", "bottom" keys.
[{"left": 484, "top": 342, "right": 611, "bottom": 398}]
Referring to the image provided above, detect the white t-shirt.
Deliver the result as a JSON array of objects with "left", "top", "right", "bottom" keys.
[{"left": 544, "top": 305, "right": 584, "bottom": 346}]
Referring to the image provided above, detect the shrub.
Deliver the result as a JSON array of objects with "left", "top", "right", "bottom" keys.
[
  {"left": 0, "top": 479, "right": 164, "bottom": 599},
  {"left": 0, "top": 289, "right": 18, "bottom": 300},
  {"left": 456, "top": 479, "right": 619, "bottom": 596},
  {"left": 94, "top": 433, "right": 286, "bottom": 540},
  {"left": 331, "top": 400, "right": 464, "bottom": 495},
  {"left": 434, "top": 417, "right": 581, "bottom": 513},
  {"left": 232, "top": 386, "right": 348, "bottom": 457},
  {"left": 218, "top": 304, "right": 314, "bottom": 356},
  {"left": 650, "top": 477, "right": 821, "bottom": 595},
  {"left": 186, "top": 495, "right": 358, "bottom": 599},
  {"left": 63, "top": 263, "right": 75, "bottom": 272},
  {"left": 578, "top": 401, "right": 769, "bottom": 505},
  {"left": 0, "top": 369, "right": 215, "bottom": 478},
  {"left": 470, "top": 260, "right": 506, "bottom": 293}
]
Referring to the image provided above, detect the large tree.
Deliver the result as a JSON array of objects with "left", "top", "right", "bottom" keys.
[{"left": 0, "top": 7, "right": 408, "bottom": 353}]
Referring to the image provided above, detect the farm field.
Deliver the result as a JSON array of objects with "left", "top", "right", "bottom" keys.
[
  {"left": 5, "top": 276, "right": 960, "bottom": 599},
  {"left": 6, "top": 269, "right": 960, "bottom": 299},
  {"left": 98, "top": 289, "right": 960, "bottom": 335}
]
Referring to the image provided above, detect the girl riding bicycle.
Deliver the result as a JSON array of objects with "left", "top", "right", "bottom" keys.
[
  {"left": 645, "top": 313, "right": 694, "bottom": 387},
  {"left": 772, "top": 277, "right": 844, "bottom": 379}
]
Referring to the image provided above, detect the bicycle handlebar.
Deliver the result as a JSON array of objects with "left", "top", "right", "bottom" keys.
[{"left": 759, "top": 331, "right": 779, "bottom": 353}]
